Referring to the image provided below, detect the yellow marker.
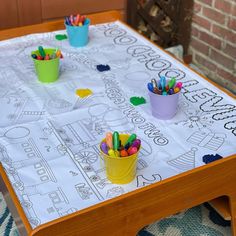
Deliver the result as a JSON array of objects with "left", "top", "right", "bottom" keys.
[
  {"left": 114, "top": 150, "right": 120, "bottom": 157},
  {"left": 76, "top": 89, "right": 93, "bottom": 98},
  {"left": 108, "top": 149, "right": 116, "bottom": 157}
]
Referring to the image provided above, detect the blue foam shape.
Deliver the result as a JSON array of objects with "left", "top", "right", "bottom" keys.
[
  {"left": 96, "top": 64, "right": 110, "bottom": 72},
  {"left": 202, "top": 154, "right": 223, "bottom": 164}
]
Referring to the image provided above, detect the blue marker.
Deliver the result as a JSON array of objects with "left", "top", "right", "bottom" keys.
[
  {"left": 160, "top": 76, "right": 166, "bottom": 90},
  {"left": 147, "top": 83, "right": 154, "bottom": 92},
  {"left": 158, "top": 80, "right": 162, "bottom": 90},
  {"left": 162, "top": 91, "right": 167, "bottom": 96}
]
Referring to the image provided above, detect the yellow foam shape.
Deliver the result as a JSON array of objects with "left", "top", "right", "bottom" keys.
[{"left": 76, "top": 89, "right": 93, "bottom": 98}]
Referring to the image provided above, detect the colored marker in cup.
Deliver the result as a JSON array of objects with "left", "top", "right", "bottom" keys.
[
  {"left": 147, "top": 83, "right": 154, "bottom": 92},
  {"left": 113, "top": 131, "right": 120, "bottom": 151},
  {"left": 168, "top": 77, "right": 176, "bottom": 89},
  {"left": 101, "top": 142, "right": 109, "bottom": 155},
  {"left": 160, "top": 76, "right": 166, "bottom": 90},
  {"left": 124, "top": 133, "right": 137, "bottom": 149},
  {"left": 106, "top": 132, "right": 113, "bottom": 149}
]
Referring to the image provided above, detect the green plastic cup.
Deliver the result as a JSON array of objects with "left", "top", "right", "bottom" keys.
[{"left": 31, "top": 48, "right": 59, "bottom": 83}]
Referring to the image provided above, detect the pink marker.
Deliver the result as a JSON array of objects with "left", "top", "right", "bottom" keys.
[
  {"left": 176, "top": 82, "right": 182, "bottom": 89},
  {"left": 128, "top": 146, "right": 138, "bottom": 155},
  {"left": 70, "top": 15, "right": 74, "bottom": 25}
]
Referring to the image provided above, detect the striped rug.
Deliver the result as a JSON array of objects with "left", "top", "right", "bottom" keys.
[{"left": 0, "top": 192, "right": 19, "bottom": 236}]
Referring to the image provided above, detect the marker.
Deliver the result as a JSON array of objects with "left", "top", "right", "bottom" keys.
[
  {"left": 153, "top": 87, "right": 161, "bottom": 95},
  {"left": 37, "top": 55, "right": 43, "bottom": 60},
  {"left": 158, "top": 80, "right": 162, "bottom": 90},
  {"left": 114, "top": 150, "right": 120, "bottom": 157},
  {"left": 74, "top": 14, "right": 80, "bottom": 25},
  {"left": 174, "top": 87, "right": 180, "bottom": 93},
  {"left": 160, "top": 76, "right": 166, "bottom": 90},
  {"left": 113, "top": 131, "right": 120, "bottom": 151},
  {"left": 106, "top": 132, "right": 113, "bottom": 149},
  {"left": 108, "top": 149, "right": 116, "bottom": 157},
  {"left": 128, "top": 146, "right": 138, "bottom": 155},
  {"left": 165, "top": 85, "right": 169, "bottom": 92},
  {"left": 38, "top": 46, "right": 46, "bottom": 57},
  {"left": 44, "top": 54, "right": 50, "bottom": 60},
  {"left": 101, "top": 142, "right": 109, "bottom": 155},
  {"left": 176, "top": 82, "right": 182, "bottom": 89},
  {"left": 80, "top": 15, "right": 86, "bottom": 25},
  {"left": 124, "top": 134, "right": 137, "bottom": 149},
  {"left": 147, "top": 83, "right": 154, "bottom": 93},
  {"left": 162, "top": 91, "right": 168, "bottom": 95},
  {"left": 31, "top": 54, "right": 37, "bottom": 59},
  {"left": 56, "top": 49, "right": 62, "bottom": 58},
  {"left": 151, "top": 79, "right": 158, "bottom": 89},
  {"left": 131, "top": 139, "right": 141, "bottom": 149},
  {"left": 65, "top": 16, "right": 71, "bottom": 26},
  {"left": 120, "top": 149, "right": 128, "bottom": 157},
  {"left": 168, "top": 88, "right": 174, "bottom": 95},
  {"left": 168, "top": 77, "right": 176, "bottom": 88},
  {"left": 50, "top": 53, "right": 57, "bottom": 59},
  {"left": 70, "top": 15, "right": 74, "bottom": 25}
]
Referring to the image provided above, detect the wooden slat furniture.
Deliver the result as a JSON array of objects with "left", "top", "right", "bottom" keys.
[
  {"left": 0, "top": 0, "right": 126, "bottom": 30},
  {"left": 0, "top": 10, "right": 235, "bottom": 236}
]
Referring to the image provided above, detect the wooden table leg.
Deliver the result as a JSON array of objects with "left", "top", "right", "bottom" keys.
[{"left": 230, "top": 195, "right": 236, "bottom": 236}]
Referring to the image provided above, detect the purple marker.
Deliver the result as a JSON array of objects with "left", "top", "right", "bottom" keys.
[
  {"left": 101, "top": 142, "right": 109, "bottom": 154},
  {"left": 65, "top": 16, "right": 71, "bottom": 26},
  {"left": 131, "top": 139, "right": 141, "bottom": 149},
  {"left": 168, "top": 88, "right": 174, "bottom": 95}
]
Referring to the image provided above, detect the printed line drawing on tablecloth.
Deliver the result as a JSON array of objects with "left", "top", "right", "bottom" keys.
[
  {"left": 2, "top": 126, "right": 30, "bottom": 139},
  {"left": 175, "top": 103, "right": 214, "bottom": 129},
  {"left": 158, "top": 68, "right": 186, "bottom": 81},
  {"left": 187, "top": 129, "right": 226, "bottom": 151},
  {"left": 167, "top": 148, "right": 198, "bottom": 171},
  {"left": 136, "top": 174, "right": 162, "bottom": 187}
]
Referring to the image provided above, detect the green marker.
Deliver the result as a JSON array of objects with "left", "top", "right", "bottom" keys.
[
  {"left": 124, "top": 133, "right": 137, "bottom": 148},
  {"left": 113, "top": 131, "right": 120, "bottom": 151},
  {"left": 168, "top": 77, "right": 176, "bottom": 89},
  {"left": 38, "top": 46, "right": 46, "bottom": 57}
]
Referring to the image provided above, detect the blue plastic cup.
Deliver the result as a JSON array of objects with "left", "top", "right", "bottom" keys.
[{"left": 65, "top": 18, "right": 90, "bottom": 47}]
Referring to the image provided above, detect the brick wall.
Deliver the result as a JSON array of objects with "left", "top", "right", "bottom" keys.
[{"left": 189, "top": 0, "right": 236, "bottom": 94}]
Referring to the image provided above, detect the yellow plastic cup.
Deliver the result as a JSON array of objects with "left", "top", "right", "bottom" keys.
[
  {"left": 31, "top": 48, "right": 59, "bottom": 83},
  {"left": 100, "top": 134, "right": 140, "bottom": 184}
]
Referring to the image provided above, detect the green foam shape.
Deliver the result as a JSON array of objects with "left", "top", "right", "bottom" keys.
[
  {"left": 130, "top": 96, "right": 146, "bottom": 106},
  {"left": 55, "top": 34, "right": 68, "bottom": 40}
]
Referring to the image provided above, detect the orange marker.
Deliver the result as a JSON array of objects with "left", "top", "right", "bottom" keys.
[
  {"left": 106, "top": 132, "right": 113, "bottom": 149},
  {"left": 174, "top": 87, "right": 180, "bottom": 93},
  {"left": 120, "top": 149, "right": 128, "bottom": 157},
  {"left": 74, "top": 14, "right": 80, "bottom": 25}
]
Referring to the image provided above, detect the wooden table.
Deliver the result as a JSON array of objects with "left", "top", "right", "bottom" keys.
[{"left": 0, "top": 10, "right": 236, "bottom": 236}]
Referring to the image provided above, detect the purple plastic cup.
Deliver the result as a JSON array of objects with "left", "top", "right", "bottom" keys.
[{"left": 148, "top": 91, "right": 180, "bottom": 120}]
